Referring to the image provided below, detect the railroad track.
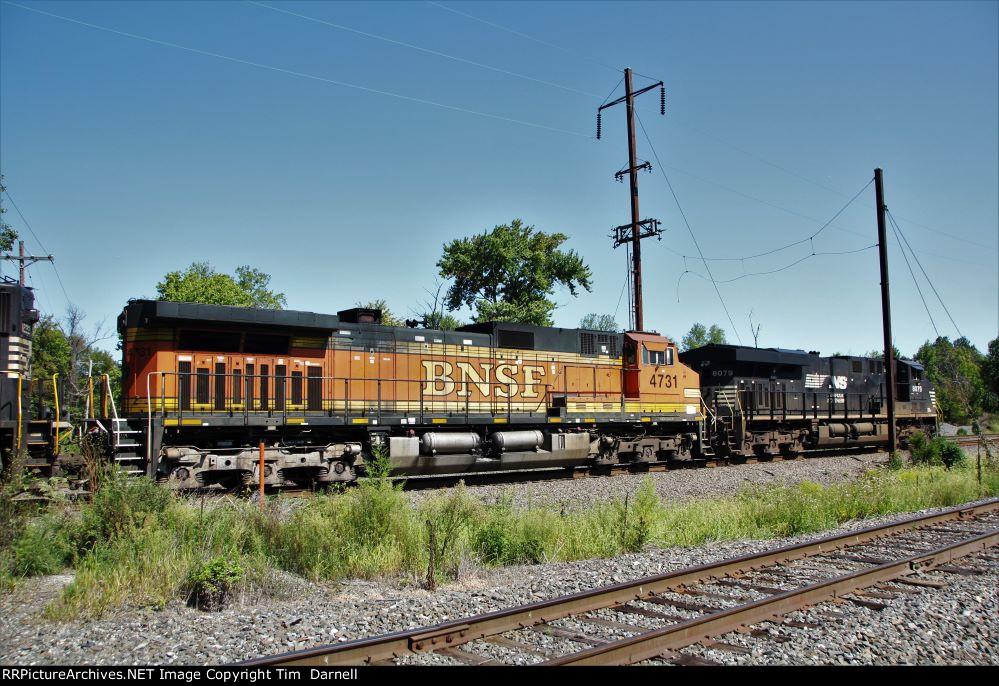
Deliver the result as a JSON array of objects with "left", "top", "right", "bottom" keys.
[
  {"left": 953, "top": 433, "right": 999, "bottom": 449},
  {"left": 243, "top": 498, "right": 999, "bottom": 666}
]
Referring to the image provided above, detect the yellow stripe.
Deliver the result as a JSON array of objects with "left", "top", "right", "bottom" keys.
[
  {"left": 584, "top": 417, "right": 596, "bottom": 423},
  {"left": 548, "top": 417, "right": 562, "bottom": 423},
  {"left": 431, "top": 418, "right": 448, "bottom": 424},
  {"left": 286, "top": 418, "right": 305, "bottom": 424},
  {"left": 290, "top": 337, "right": 327, "bottom": 348},
  {"left": 493, "top": 418, "right": 508, "bottom": 423},
  {"left": 351, "top": 418, "right": 369, "bottom": 424},
  {"left": 641, "top": 417, "right": 652, "bottom": 423}
]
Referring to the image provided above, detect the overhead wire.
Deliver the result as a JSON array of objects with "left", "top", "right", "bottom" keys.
[
  {"left": 2, "top": 188, "right": 73, "bottom": 306},
  {"left": 249, "top": 1, "right": 600, "bottom": 98},
  {"left": 635, "top": 111, "right": 742, "bottom": 343},
  {"left": 424, "top": 1, "right": 621, "bottom": 74},
  {"left": 3, "top": 1, "right": 591, "bottom": 139},
  {"left": 612, "top": 255, "right": 629, "bottom": 324},
  {"left": 676, "top": 243, "right": 877, "bottom": 296},
  {"left": 663, "top": 178, "right": 873, "bottom": 263},
  {"left": 888, "top": 210, "right": 938, "bottom": 337},
  {"left": 886, "top": 209, "right": 964, "bottom": 339}
]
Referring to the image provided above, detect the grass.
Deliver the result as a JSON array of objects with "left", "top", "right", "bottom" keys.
[{"left": 1, "top": 456, "right": 997, "bottom": 621}]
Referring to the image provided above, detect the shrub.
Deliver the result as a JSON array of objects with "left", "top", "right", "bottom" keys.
[
  {"left": 909, "top": 432, "right": 967, "bottom": 470},
  {"left": 11, "top": 511, "right": 77, "bottom": 577},
  {"left": 186, "top": 556, "right": 246, "bottom": 611},
  {"left": 617, "top": 478, "right": 661, "bottom": 552},
  {"left": 939, "top": 441, "right": 967, "bottom": 469},
  {"left": 79, "top": 470, "right": 171, "bottom": 546}
]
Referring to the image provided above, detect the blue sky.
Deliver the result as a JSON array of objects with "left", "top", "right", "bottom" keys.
[{"left": 1, "top": 0, "right": 996, "bottom": 357}]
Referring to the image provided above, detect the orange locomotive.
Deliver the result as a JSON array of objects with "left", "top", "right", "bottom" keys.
[{"left": 115, "top": 300, "right": 703, "bottom": 488}]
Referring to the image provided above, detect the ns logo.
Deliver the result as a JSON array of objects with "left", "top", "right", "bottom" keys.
[{"left": 831, "top": 375, "right": 848, "bottom": 390}]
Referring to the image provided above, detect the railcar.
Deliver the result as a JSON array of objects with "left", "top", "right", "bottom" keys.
[
  {"left": 114, "top": 300, "right": 703, "bottom": 488},
  {"left": 680, "top": 344, "right": 937, "bottom": 459}
]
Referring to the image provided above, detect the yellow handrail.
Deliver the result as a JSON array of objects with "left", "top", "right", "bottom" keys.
[
  {"left": 16, "top": 372, "right": 22, "bottom": 454},
  {"left": 52, "top": 373, "right": 60, "bottom": 456}
]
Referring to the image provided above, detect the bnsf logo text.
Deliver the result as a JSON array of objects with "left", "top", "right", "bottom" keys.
[{"left": 422, "top": 361, "right": 546, "bottom": 398}]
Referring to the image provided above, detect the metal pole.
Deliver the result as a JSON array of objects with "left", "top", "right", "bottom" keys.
[
  {"left": 18, "top": 240, "right": 24, "bottom": 286},
  {"left": 259, "top": 440, "right": 265, "bottom": 512},
  {"left": 875, "top": 168, "right": 897, "bottom": 453},
  {"left": 625, "top": 68, "right": 644, "bottom": 332}
]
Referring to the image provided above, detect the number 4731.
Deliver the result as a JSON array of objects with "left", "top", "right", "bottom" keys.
[{"left": 650, "top": 374, "right": 677, "bottom": 388}]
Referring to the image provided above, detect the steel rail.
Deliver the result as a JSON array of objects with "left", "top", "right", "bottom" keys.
[
  {"left": 547, "top": 528, "right": 998, "bottom": 665},
  {"left": 241, "top": 498, "right": 998, "bottom": 666}
]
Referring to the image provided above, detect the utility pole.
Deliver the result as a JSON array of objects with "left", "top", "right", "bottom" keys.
[
  {"left": 3, "top": 240, "right": 53, "bottom": 286},
  {"left": 875, "top": 168, "right": 897, "bottom": 453},
  {"left": 598, "top": 68, "right": 666, "bottom": 332}
]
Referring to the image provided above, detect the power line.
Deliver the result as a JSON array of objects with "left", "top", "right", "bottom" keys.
[
  {"left": 886, "top": 209, "right": 963, "bottom": 339},
  {"left": 888, "top": 211, "right": 938, "bottom": 337},
  {"left": 635, "top": 111, "right": 742, "bottom": 344},
  {"left": 612, "top": 253, "right": 630, "bottom": 323},
  {"left": 662, "top": 178, "right": 873, "bottom": 264},
  {"left": 249, "top": 1, "right": 600, "bottom": 98},
  {"left": 425, "top": 1, "right": 621, "bottom": 74},
  {"left": 673, "top": 122, "right": 995, "bottom": 252},
  {"left": 2, "top": 189, "right": 72, "bottom": 305},
  {"left": 600, "top": 76, "right": 623, "bottom": 107},
  {"left": 4, "top": 1, "right": 590, "bottom": 139},
  {"left": 676, "top": 244, "right": 877, "bottom": 298}
]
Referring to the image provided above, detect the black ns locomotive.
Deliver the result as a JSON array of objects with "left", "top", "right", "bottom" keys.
[
  {"left": 0, "top": 279, "right": 42, "bottom": 469},
  {"left": 680, "top": 344, "right": 937, "bottom": 459}
]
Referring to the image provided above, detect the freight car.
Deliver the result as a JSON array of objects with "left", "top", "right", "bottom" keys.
[
  {"left": 680, "top": 344, "right": 937, "bottom": 459},
  {"left": 114, "top": 299, "right": 704, "bottom": 488}
]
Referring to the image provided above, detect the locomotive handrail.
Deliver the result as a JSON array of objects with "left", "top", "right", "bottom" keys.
[
  {"left": 52, "top": 373, "right": 60, "bottom": 457},
  {"left": 138, "top": 371, "right": 551, "bottom": 423},
  {"left": 15, "top": 371, "right": 22, "bottom": 453}
]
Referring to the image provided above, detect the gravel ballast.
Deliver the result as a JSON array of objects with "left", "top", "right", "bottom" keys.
[
  {"left": 404, "top": 451, "right": 889, "bottom": 510},
  {"left": 1, "top": 454, "right": 995, "bottom": 666}
]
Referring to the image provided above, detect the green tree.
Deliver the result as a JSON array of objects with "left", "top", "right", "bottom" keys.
[
  {"left": 30, "top": 316, "right": 71, "bottom": 417},
  {"left": 357, "top": 299, "right": 402, "bottom": 327},
  {"left": 579, "top": 313, "right": 618, "bottom": 332},
  {"left": 915, "top": 336, "right": 985, "bottom": 423},
  {"left": 29, "top": 309, "right": 118, "bottom": 420},
  {"left": 0, "top": 175, "right": 19, "bottom": 252},
  {"left": 156, "top": 262, "right": 286, "bottom": 309},
  {"left": 866, "top": 346, "right": 903, "bottom": 361},
  {"left": 437, "top": 219, "right": 592, "bottom": 326},
  {"left": 681, "top": 323, "right": 726, "bottom": 352},
  {"left": 420, "top": 311, "right": 463, "bottom": 331}
]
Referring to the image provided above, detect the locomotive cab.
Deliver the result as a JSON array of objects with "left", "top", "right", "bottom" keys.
[{"left": 623, "top": 332, "right": 680, "bottom": 399}]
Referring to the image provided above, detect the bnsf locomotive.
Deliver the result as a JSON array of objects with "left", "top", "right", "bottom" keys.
[{"left": 117, "top": 300, "right": 702, "bottom": 488}]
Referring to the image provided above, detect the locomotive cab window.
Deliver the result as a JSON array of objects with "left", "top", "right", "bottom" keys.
[
  {"left": 625, "top": 341, "right": 637, "bottom": 366},
  {"left": 643, "top": 345, "right": 667, "bottom": 366}
]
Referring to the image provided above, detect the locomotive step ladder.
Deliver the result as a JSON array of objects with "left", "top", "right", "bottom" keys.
[{"left": 111, "top": 417, "right": 146, "bottom": 477}]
